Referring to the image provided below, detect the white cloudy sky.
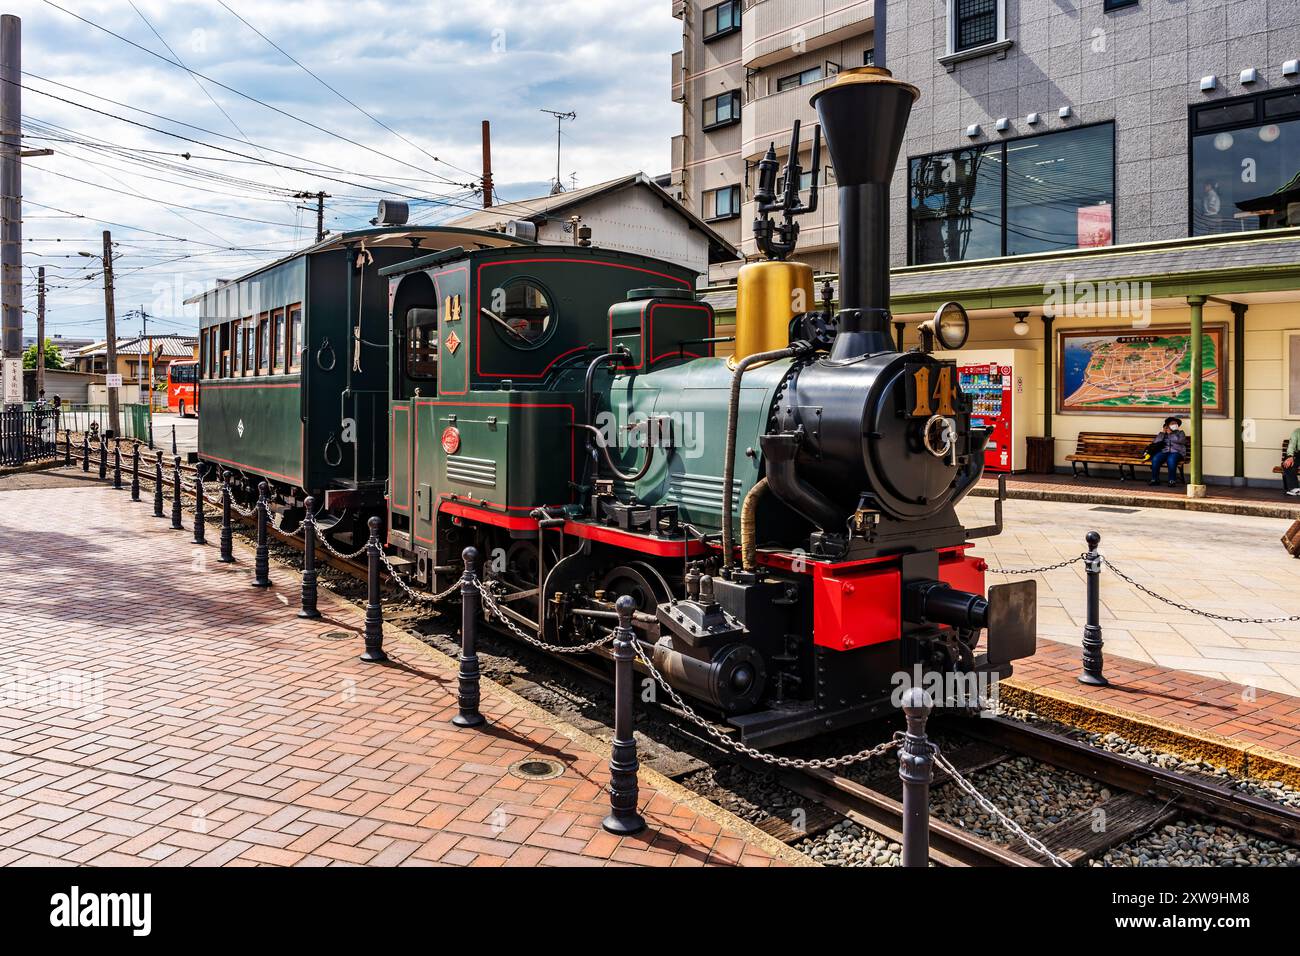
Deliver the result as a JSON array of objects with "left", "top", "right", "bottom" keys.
[{"left": 11, "top": 0, "right": 680, "bottom": 341}]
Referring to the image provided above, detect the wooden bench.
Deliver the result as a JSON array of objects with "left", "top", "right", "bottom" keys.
[{"left": 1065, "top": 431, "right": 1186, "bottom": 482}]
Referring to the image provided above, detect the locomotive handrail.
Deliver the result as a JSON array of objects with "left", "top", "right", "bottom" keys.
[{"left": 964, "top": 473, "right": 1007, "bottom": 541}]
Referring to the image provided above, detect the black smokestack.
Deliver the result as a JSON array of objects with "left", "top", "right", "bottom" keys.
[{"left": 811, "top": 68, "right": 918, "bottom": 358}]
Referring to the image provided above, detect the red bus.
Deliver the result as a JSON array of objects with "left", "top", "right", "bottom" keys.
[{"left": 167, "top": 359, "right": 199, "bottom": 417}]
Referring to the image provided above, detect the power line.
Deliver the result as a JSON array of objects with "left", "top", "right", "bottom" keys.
[{"left": 41, "top": 0, "right": 476, "bottom": 189}]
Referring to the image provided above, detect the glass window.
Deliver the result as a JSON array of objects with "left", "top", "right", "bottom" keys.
[
  {"left": 288, "top": 305, "right": 302, "bottom": 370},
  {"left": 777, "top": 67, "right": 821, "bottom": 92},
  {"left": 220, "top": 323, "right": 230, "bottom": 378},
  {"left": 954, "top": 0, "right": 999, "bottom": 52},
  {"left": 1191, "top": 92, "right": 1300, "bottom": 236},
  {"left": 909, "top": 145, "right": 1004, "bottom": 264},
  {"left": 272, "top": 309, "right": 285, "bottom": 372},
  {"left": 704, "top": 184, "right": 741, "bottom": 221},
  {"left": 257, "top": 316, "right": 269, "bottom": 373},
  {"left": 703, "top": 1, "right": 740, "bottom": 40},
  {"left": 482, "top": 279, "right": 555, "bottom": 348},
  {"left": 864, "top": 48, "right": 875, "bottom": 66},
  {"left": 703, "top": 91, "right": 740, "bottom": 129},
  {"left": 1006, "top": 124, "right": 1115, "bottom": 255},
  {"left": 406, "top": 307, "right": 439, "bottom": 379},
  {"left": 242, "top": 319, "right": 254, "bottom": 374},
  {"left": 908, "top": 124, "right": 1116, "bottom": 264}
]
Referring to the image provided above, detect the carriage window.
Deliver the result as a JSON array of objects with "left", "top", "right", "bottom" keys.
[
  {"left": 220, "top": 323, "right": 231, "bottom": 378},
  {"left": 288, "top": 305, "right": 302, "bottom": 371},
  {"left": 483, "top": 279, "right": 554, "bottom": 348},
  {"left": 406, "top": 307, "right": 439, "bottom": 379},
  {"left": 257, "top": 315, "right": 270, "bottom": 373},
  {"left": 242, "top": 319, "right": 255, "bottom": 375},
  {"left": 272, "top": 309, "right": 285, "bottom": 372}
]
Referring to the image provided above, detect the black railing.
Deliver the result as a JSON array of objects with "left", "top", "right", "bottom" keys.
[{"left": 0, "top": 405, "right": 60, "bottom": 467}]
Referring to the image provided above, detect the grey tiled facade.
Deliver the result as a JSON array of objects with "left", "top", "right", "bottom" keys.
[{"left": 888, "top": 0, "right": 1300, "bottom": 267}]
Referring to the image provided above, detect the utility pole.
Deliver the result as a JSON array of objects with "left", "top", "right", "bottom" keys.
[
  {"left": 102, "top": 229, "right": 119, "bottom": 437},
  {"left": 294, "top": 191, "right": 330, "bottom": 242},
  {"left": 481, "top": 120, "right": 493, "bottom": 208},
  {"left": 539, "top": 108, "right": 575, "bottom": 195},
  {"left": 0, "top": 14, "right": 21, "bottom": 413},
  {"left": 35, "top": 265, "right": 44, "bottom": 399}
]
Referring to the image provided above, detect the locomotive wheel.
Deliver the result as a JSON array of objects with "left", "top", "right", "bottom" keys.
[{"left": 599, "top": 562, "right": 672, "bottom": 613}]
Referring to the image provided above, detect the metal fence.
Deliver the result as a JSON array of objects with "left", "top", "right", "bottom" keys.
[
  {"left": 0, "top": 404, "right": 61, "bottom": 466},
  {"left": 56, "top": 404, "right": 150, "bottom": 442}
]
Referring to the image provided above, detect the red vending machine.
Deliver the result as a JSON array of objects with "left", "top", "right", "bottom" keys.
[{"left": 957, "top": 350, "right": 1038, "bottom": 473}]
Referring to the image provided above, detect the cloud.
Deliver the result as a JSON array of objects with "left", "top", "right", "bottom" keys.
[{"left": 10, "top": 0, "right": 680, "bottom": 336}]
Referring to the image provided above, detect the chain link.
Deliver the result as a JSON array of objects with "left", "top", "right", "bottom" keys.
[
  {"left": 474, "top": 579, "right": 615, "bottom": 653},
  {"left": 1103, "top": 557, "right": 1300, "bottom": 624},
  {"left": 377, "top": 549, "right": 462, "bottom": 604},
  {"left": 931, "top": 749, "right": 1072, "bottom": 867},
  {"left": 630, "top": 640, "right": 898, "bottom": 770},
  {"left": 986, "top": 554, "right": 1085, "bottom": 575},
  {"left": 307, "top": 514, "right": 372, "bottom": 561}
]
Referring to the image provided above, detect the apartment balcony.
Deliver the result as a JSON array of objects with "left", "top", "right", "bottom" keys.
[
  {"left": 742, "top": 0, "right": 873, "bottom": 69},
  {"left": 672, "top": 0, "right": 687, "bottom": 19},
  {"left": 671, "top": 50, "right": 685, "bottom": 102},
  {"left": 740, "top": 75, "right": 827, "bottom": 161}
]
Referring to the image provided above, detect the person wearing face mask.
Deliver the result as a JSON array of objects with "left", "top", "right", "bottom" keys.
[{"left": 1149, "top": 416, "right": 1188, "bottom": 486}]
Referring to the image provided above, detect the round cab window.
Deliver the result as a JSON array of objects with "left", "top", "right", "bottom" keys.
[{"left": 483, "top": 279, "right": 554, "bottom": 348}]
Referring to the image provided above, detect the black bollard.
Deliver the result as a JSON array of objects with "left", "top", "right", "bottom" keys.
[
  {"left": 192, "top": 476, "right": 206, "bottom": 545},
  {"left": 112, "top": 440, "right": 122, "bottom": 490},
  {"left": 130, "top": 442, "right": 140, "bottom": 502},
  {"left": 64, "top": 429, "right": 71, "bottom": 467},
  {"left": 898, "top": 687, "right": 934, "bottom": 867},
  {"left": 171, "top": 424, "right": 177, "bottom": 456},
  {"left": 452, "top": 546, "right": 483, "bottom": 725},
  {"left": 152, "top": 452, "right": 164, "bottom": 517},
  {"left": 98, "top": 436, "right": 107, "bottom": 480},
  {"left": 298, "top": 497, "right": 320, "bottom": 619},
  {"left": 603, "top": 595, "right": 647, "bottom": 835},
  {"left": 1078, "top": 530, "right": 1107, "bottom": 686},
  {"left": 217, "top": 471, "right": 234, "bottom": 564},
  {"left": 252, "top": 481, "right": 271, "bottom": 588},
  {"left": 360, "top": 516, "right": 387, "bottom": 663},
  {"left": 170, "top": 456, "right": 184, "bottom": 530},
  {"left": 81, "top": 433, "right": 89, "bottom": 472}
]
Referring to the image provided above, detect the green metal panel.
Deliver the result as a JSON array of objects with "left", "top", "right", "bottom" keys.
[
  {"left": 198, "top": 378, "right": 304, "bottom": 485},
  {"left": 390, "top": 401, "right": 412, "bottom": 518}
]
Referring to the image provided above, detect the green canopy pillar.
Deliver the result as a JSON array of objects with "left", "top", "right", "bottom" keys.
[{"left": 1187, "top": 294, "right": 1206, "bottom": 497}]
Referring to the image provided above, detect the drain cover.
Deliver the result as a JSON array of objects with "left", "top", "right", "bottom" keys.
[
  {"left": 319, "top": 630, "right": 353, "bottom": 641},
  {"left": 1090, "top": 506, "right": 1138, "bottom": 513},
  {"left": 508, "top": 758, "right": 565, "bottom": 781}
]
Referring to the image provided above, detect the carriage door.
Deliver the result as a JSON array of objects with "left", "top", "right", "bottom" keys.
[{"left": 389, "top": 305, "right": 437, "bottom": 550}]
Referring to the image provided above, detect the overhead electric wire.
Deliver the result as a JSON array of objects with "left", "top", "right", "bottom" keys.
[{"left": 41, "top": 0, "right": 476, "bottom": 189}]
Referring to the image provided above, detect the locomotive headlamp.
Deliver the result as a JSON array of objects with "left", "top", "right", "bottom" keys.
[{"left": 918, "top": 301, "right": 970, "bottom": 352}]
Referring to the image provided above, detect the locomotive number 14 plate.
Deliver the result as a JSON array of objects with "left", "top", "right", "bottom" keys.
[{"left": 910, "top": 365, "right": 957, "bottom": 418}]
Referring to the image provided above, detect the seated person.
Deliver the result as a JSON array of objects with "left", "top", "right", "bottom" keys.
[
  {"left": 1149, "top": 416, "right": 1188, "bottom": 486},
  {"left": 1284, "top": 425, "right": 1300, "bottom": 497}
]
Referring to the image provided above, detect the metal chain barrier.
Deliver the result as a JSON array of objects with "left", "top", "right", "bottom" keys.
[
  {"left": 474, "top": 579, "right": 615, "bottom": 653},
  {"left": 306, "top": 514, "right": 371, "bottom": 561},
  {"left": 1103, "top": 557, "right": 1300, "bottom": 624},
  {"left": 931, "top": 748, "right": 1072, "bottom": 867},
  {"left": 630, "top": 639, "right": 898, "bottom": 770},
  {"left": 377, "top": 549, "right": 462, "bottom": 604},
  {"left": 223, "top": 484, "right": 261, "bottom": 519},
  {"left": 986, "top": 554, "right": 1085, "bottom": 575}
]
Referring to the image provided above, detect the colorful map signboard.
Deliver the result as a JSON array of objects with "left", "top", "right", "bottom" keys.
[{"left": 1059, "top": 325, "right": 1226, "bottom": 416}]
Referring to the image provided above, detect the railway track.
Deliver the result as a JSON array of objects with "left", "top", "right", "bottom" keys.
[{"left": 46, "top": 451, "right": 1300, "bottom": 866}]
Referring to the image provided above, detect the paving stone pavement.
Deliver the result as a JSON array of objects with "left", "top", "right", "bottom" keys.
[
  {"left": 0, "top": 476, "right": 787, "bottom": 867},
  {"left": 959, "top": 497, "right": 1300, "bottom": 695}
]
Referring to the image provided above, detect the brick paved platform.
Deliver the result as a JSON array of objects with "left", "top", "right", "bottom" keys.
[
  {"left": 1002, "top": 640, "right": 1300, "bottom": 787},
  {"left": 973, "top": 472, "right": 1298, "bottom": 519},
  {"left": 0, "top": 474, "right": 801, "bottom": 867}
]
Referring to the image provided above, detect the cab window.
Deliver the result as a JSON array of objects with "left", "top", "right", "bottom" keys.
[{"left": 406, "top": 307, "right": 438, "bottom": 379}]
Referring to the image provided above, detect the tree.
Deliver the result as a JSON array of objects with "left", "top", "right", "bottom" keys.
[{"left": 22, "top": 339, "right": 65, "bottom": 371}]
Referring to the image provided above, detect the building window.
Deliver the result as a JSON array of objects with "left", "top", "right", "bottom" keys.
[
  {"left": 702, "top": 90, "right": 741, "bottom": 130},
  {"left": 776, "top": 170, "right": 814, "bottom": 195},
  {"left": 908, "top": 123, "right": 1116, "bottom": 264},
  {"left": 864, "top": 48, "right": 875, "bottom": 66},
  {"left": 705, "top": 184, "right": 741, "bottom": 221},
  {"left": 1189, "top": 90, "right": 1300, "bottom": 237},
  {"left": 1104, "top": 0, "right": 1138, "bottom": 10},
  {"left": 703, "top": 1, "right": 740, "bottom": 41},
  {"left": 953, "top": 0, "right": 999, "bottom": 51},
  {"left": 777, "top": 66, "right": 821, "bottom": 93}
]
